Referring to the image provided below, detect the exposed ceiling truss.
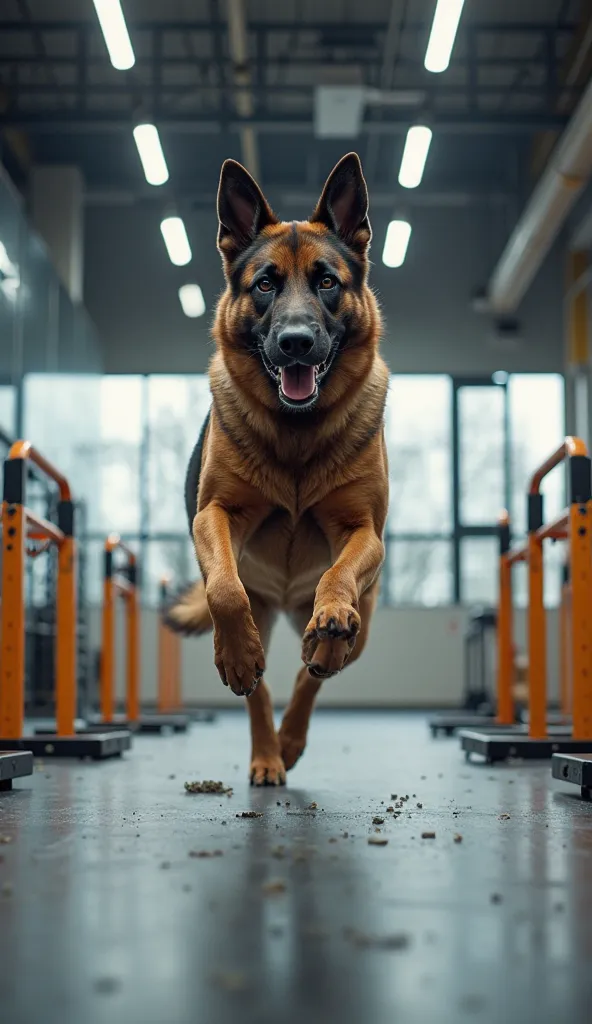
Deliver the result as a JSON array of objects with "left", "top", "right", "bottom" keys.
[{"left": 0, "top": 18, "right": 584, "bottom": 135}]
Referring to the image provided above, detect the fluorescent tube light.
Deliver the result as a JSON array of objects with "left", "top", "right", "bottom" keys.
[
  {"left": 382, "top": 220, "right": 412, "bottom": 268},
  {"left": 92, "top": 0, "right": 135, "bottom": 71},
  {"left": 133, "top": 124, "right": 169, "bottom": 186},
  {"left": 398, "top": 125, "right": 433, "bottom": 188},
  {"left": 160, "top": 217, "right": 192, "bottom": 266},
  {"left": 178, "top": 284, "right": 206, "bottom": 318},
  {"left": 424, "top": 0, "right": 465, "bottom": 74}
]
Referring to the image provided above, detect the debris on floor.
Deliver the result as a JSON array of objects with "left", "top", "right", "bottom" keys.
[
  {"left": 184, "top": 780, "right": 233, "bottom": 796},
  {"left": 344, "top": 927, "right": 411, "bottom": 951},
  {"left": 308, "top": 802, "right": 318, "bottom": 810},
  {"left": 262, "top": 880, "right": 287, "bottom": 896},
  {"left": 368, "top": 835, "right": 388, "bottom": 846},
  {"left": 236, "top": 811, "right": 263, "bottom": 819},
  {"left": 498, "top": 813, "right": 511, "bottom": 821},
  {"left": 211, "top": 970, "right": 249, "bottom": 993},
  {"left": 93, "top": 976, "right": 122, "bottom": 996},
  {"left": 421, "top": 832, "right": 436, "bottom": 840},
  {"left": 453, "top": 834, "right": 463, "bottom": 844},
  {"left": 372, "top": 816, "right": 385, "bottom": 825}
]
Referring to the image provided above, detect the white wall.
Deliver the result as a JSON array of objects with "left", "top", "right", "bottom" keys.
[{"left": 89, "top": 605, "right": 560, "bottom": 710}]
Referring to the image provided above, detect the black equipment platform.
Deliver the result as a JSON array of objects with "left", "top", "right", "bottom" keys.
[{"left": 0, "top": 751, "right": 34, "bottom": 790}]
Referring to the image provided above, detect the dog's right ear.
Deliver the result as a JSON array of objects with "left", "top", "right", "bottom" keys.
[{"left": 217, "top": 159, "right": 278, "bottom": 268}]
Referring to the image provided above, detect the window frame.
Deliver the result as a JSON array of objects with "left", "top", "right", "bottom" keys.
[{"left": 19, "top": 370, "right": 566, "bottom": 608}]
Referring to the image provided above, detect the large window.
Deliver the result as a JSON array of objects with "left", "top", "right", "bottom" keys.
[
  {"left": 22, "top": 371, "right": 565, "bottom": 608},
  {"left": 385, "top": 376, "right": 453, "bottom": 604}
]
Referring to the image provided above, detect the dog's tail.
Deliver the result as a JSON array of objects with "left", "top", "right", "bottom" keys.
[{"left": 162, "top": 580, "right": 213, "bottom": 636}]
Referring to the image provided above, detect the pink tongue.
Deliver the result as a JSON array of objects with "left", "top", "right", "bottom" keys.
[{"left": 281, "top": 365, "right": 316, "bottom": 401}]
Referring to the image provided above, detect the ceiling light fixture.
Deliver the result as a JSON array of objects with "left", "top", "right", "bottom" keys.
[
  {"left": 92, "top": 0, "right": 135, "bottom": 71},
  {"left": 382, "top": 220, "right": 412, "bottom": 268},
  {"left": 398, "top": 125, "right": 433, "bottom": 188},
  {"left": 160, "top": 216, "right": 192, "bottom": 266},
  {"left": 133, "top": 124, "right": 169, "bottom": 186},
  {"left": 424, "top": 0, "right": 465, "bottom": 74},
  {"left": 178, "top": 284, "right": 206, "bottom": 318}
]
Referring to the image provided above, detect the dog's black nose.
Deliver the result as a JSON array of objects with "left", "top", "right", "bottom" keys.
[{"left": 277, "top": 325, "right": 315, "bottom": 360}]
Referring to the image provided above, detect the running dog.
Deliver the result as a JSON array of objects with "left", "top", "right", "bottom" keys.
[{"left": 165, "top": 152, "right": 389, "bottom": 784}]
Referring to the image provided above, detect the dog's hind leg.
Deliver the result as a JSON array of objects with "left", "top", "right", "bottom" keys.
[
  {"left": 279, "top": 583, "right": 378, "bottom": 770},
  {"left": 245, "top": 593, "right": 285, "bottom": 786}
]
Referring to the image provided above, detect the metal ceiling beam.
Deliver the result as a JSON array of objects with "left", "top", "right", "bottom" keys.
[
  {"left": 0, "top": 20, "right": 579, "bottom": 32},
  {"left": 84, "top": 185, "right": 514, "bottom": 209},
  {"left": 1, "top": 113, "right": 569, "bottom": 134}
]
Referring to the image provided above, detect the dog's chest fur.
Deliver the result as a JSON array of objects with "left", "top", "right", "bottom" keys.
[{"left": 238, "top": 508, "right": 331, "bottom": 610}]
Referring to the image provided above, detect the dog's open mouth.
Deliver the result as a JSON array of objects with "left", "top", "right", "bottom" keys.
[{"left": 262, "top": 354, "right": 333, "bottom": 408}]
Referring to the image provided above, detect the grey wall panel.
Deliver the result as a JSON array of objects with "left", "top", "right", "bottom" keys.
[
  {"left": 0, "top": 172, "right": 23, "bottom": 378},
  {"left": 85, "top": 203, "right": 565, "bottom": 376},
  {"left": 19, "top": 231, "right": 58, "bottom": 373}
]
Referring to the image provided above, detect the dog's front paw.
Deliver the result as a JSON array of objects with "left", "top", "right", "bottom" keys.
[
  {"left": 214, "top": 621, "right": 265, "bottom": 696},
  {"left": 302, "top": 602, "right": 360, "bottom": 678},
  {"left": 250, "top": 754, "right": 286, "bottom": 787}
]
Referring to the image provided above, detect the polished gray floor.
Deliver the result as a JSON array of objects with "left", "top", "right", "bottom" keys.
[{"left": 1, "top": 711, "right": 591, "bottom": 1024}]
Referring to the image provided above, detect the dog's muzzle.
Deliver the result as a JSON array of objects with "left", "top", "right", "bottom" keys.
[{"left": 261, "top": 324, "right": 335, "bottom": 408}]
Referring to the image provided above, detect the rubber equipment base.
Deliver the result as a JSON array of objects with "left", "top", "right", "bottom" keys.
[
  {"left": 135, "top": 714, "right": 190, "bottom": 734},
  {"left": 0, "top": 750, "right": 34, "bottom": 790},
  {"left": 551, "top": 753, "right": 592, "bottom": 799},
  {"left": 460, "top": 729, "right": 592, "bottom": 764},
  {"left": 429, "top": 713, "right": 506, "bottom": 737},
  {"left": 86, "top": 714, "right": 188, "bottom": 734},
  {"left": 0, "top": 732, "right": 132, "bottom": 760}
]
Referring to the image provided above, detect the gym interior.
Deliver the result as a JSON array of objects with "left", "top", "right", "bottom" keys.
[{"left": 1, "top": 2, "right": 592, "bottom": 1022}]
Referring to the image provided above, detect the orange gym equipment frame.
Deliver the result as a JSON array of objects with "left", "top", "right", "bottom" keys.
[
  {"left": 460, "top": 436, "right": 592, "bottom": 762},
  {"left": 0, "top": 441, "right": 130, "bottom": 758},
  {"left": 94, "top": 550, "right": 188, "bottom": 733}
]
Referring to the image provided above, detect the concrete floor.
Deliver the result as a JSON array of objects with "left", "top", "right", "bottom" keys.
[{"left": 0, "top": 711, "right": 591, "bottom": 1024}]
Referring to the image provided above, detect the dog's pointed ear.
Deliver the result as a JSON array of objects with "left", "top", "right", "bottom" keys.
[
  {"left": 217, "top": 159, "right": 278, "bottom": 266},
  {"left": 310, "top": 153, "right": 371, "bottom": 253}
]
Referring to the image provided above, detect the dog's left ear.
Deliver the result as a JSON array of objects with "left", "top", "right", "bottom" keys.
[
  {"left": 217, "top": 159, "right": 278, "bottom": 267},
  {"left": 310, "top": 153, "right": 371, "bottom": 253}
]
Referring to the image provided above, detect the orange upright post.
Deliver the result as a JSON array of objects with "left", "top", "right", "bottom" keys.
[
  {"left": 559, "top": 568, "right": 571, "bottom": 719},
  {"left": 496, "top": 514, "right": 515, "bottom": 726},
  {"left": 157, "top": 578, "right": 183, "bottom": 714},
  {"left": 100, "top": 558, "right": 116, "bottom": 723},
  {"left": 527, "top": 530, "right": 547, "bottom": 740},
  {"left": 126, "top": 566, "right": 140, "bottom": 723},
  {"left": 568, "top": 489, "right": 592, "bottom": 742},
  {"left": 158, "top": 619, "right": 170, "bottom": 714},
  {"left": 99, "top": 535, "right": 139, "bottom": 725},
  {"left": 0, "top": 497, "right": 27, "bottom": 740},
  {"left": 55, "top": 512, "right": 77, "bottom": 738},
  {"left": 158, "top": 578, "right": 172, "bottom": 714}
]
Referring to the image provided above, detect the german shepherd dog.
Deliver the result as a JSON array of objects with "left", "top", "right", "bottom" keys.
[{"left": 166, "top": 153, "right": 389, "bottom": 785}]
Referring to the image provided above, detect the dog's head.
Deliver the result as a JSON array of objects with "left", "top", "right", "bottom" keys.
[{"left": 214, "top": 153, "right": 380, "bottom": 413}]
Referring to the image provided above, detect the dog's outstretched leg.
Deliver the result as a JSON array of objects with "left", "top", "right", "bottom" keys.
[
  {"left": 279, "top": 585, "right": 376, "bottom": 770},
  {"left": 246, "top": 594, "right": 285, "bottom": 786},
  {"left": 192, "top": 499, "right": 270, "bottom": 696}
]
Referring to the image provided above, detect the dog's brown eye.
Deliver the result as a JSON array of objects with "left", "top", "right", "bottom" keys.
[
  {"left": 319, "top": 275, "right": 337, "bottom": 290},
  {"left": 256, "top": 277, "right": 273, "bottom": 293}
]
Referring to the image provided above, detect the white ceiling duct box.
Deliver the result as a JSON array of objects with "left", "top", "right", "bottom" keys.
[{"left": 314, "top": 86, "right": 366, "bottom": 139}]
